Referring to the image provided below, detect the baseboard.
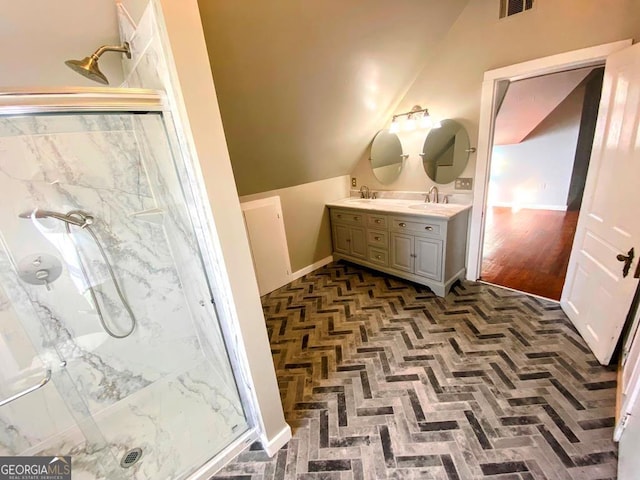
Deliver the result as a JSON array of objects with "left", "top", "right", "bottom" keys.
[
  {"left": 261, "top": 424, "right": 292, "bottom": 457},
  {"left": 489, "top": 202, "right": 568, "bottom": 211},
  {"left": 291, "top": 255, "right": 333, "bottom": 281}
]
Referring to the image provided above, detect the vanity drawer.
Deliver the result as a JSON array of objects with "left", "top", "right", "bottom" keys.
[
  {"left": 367, "top": 214, "right": 388, "bottom": 229},
  {"left": 367, "top": 229, "right": 388, "bottom": 248},
  {"left": 391, "top": 217, "right": 444, "bottom": 238},
  {"left": 331, "top": 209, "right": 365, "bottom": 225},
  {"left": 368, "top": 247, "right": 388, "bottom": 266}
]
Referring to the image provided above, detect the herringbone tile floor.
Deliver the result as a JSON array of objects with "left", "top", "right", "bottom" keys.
[{"left": 212, "top": 262, "right": 618, "bottom": 480}]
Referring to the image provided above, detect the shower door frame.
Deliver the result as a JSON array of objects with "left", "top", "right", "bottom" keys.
[{"left": 0, "top": 87, "right": 261, "bottom": 479}]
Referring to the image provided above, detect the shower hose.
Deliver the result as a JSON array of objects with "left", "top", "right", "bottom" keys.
[{"left": 64, "top": 210, "right": 137, "bottom": 339}]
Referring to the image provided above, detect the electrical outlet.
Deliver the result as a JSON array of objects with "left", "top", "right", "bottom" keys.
[
  {"left": 351, "top": 177, "right": 357, "bottom": 187},
  {"left": 455, "top": 178, "right": 473, "bottom": 190}
]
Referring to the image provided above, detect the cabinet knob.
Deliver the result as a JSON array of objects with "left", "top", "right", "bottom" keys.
[
  {"left": 376, "top": 255, "right": 382, "bottom": 259},
  {"left": 337, "top": 214, "right": 342, "bottom": 218},
  {"left": 399, "top": 222, "right": 406, "bottom": 227},
  {"left": 374, "top": 236, "right": 381, "bottom": 241},
  {"left": 354, "top": 216, "right": 359, "bottom": 220},
  {"left": 375, "top": 219, "right": 381, "bottom": 224},
  {"left": 410, "top": 254, "right": 417, "bottom": 258},
  {"left": 347, "top": 239, "right": 351, "bottom": 242},
  {"left": 425, "top": 226, "right": 433, "bottom": 231}
]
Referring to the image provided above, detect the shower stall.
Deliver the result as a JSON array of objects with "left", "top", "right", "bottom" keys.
[{"left": 0, "top": 89, "right": 256, "bottom": 479}]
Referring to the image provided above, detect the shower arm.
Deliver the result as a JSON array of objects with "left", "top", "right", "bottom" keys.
[{"left": 92, "top": 43, "right": 132, "bottom": 60}]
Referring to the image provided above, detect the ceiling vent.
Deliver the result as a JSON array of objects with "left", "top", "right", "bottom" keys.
[{"left": 500, "top": 0, "right": 534, "bottom": 18}]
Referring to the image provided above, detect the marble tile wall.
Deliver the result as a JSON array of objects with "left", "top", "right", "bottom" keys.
[
  {"left": 116, "top": 0, "right": 262, "bottom": 441},
  {"left": 0, "top": 112, "right": 247, "bottom": 479}
]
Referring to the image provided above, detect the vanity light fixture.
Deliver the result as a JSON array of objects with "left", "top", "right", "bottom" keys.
[{"left": 389, "top": 105, "right": 440, "bottom": 133}]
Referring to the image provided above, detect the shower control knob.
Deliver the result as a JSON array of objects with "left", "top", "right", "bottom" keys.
[
  {"left": 35, "top": 270, "right": 51, "bottom": 291},
  {"left": 17, "top": 253, "right": 62, "bottom": 290},
  {"left": 35, "top": 270, "right": 49, "bottom": 280}
]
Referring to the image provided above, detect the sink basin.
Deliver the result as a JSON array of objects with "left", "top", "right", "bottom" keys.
[
  {"left": 345, "top": 198, "right": 374, "bottom": 203},
  {"left": 407, "top": 203, "right": 443, "bottom": 210}
]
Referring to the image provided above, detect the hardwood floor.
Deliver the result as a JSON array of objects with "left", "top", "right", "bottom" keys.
[{"left": 481, "top": 207, "right": 579, "bottom": 301}]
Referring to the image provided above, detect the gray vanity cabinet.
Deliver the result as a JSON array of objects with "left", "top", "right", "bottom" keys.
[
  {"left": 331, "top": 211, "right": 366, "bottom": 259},
  {"left": 329, "top": 205, "right": 469, "bottom": 297}
]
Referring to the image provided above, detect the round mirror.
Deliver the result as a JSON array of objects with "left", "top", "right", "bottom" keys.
[
  {"left": 370, "top": 130, "right": 404, "bottom": 184},
  {"left": 421, "top": 119, "right": 470, "bottom": 184}
]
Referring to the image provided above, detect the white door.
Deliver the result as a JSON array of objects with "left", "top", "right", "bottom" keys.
[
  {"left": 241, "top": 196, "right": 292, "bottom": 296},
  {"left": 617, "top": 305, "right": 640, "bottom": 478},
  {"left": 615, "top": 305, "right": 640, "bottom": 440},
  {"left": 561, "top": 43, "right": 640, "bottom": 365}
]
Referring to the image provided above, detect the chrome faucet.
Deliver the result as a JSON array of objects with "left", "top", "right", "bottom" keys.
[
  {"left": 360, "top": 185, "right": 370, "bottom": 199},
  {"left": 426, "top": 186, "right": 439, "bottom": 203}
]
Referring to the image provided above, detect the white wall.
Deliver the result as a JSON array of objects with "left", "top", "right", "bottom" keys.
[
  {"left": 0, "top": 0, "right": 124, "bottom": 87},
  {"left": 241, "top": 175, "right": 350, "bottom": 273},
  {"left": 489, "top": 83, "right": 585, "bottom": 210},
  {"left": 197, "top": 0, "right": 469, "bottom": 196}
]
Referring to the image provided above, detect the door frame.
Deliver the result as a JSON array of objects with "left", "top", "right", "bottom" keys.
[{"left": 466, "top": 39, "right": 633, "bottom": 281}]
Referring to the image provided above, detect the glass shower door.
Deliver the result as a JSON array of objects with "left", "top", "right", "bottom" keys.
[
  {"left": 0, "top": 111, "right": 250, "bottom": 479},
  {"left": 0, "top": 244, "right": 124, "bottom": 479}
]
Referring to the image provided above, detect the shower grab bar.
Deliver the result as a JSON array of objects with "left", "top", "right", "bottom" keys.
[{"left": 0, "top": 369, "right": 52, "bottom": 407}]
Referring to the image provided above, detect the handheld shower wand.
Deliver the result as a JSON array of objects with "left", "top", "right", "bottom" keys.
[
  {"left": 19, "top": 209, "right": 136, "bottom": 339},
  {"left": 19, "top": 209, "right": 94, "bottom": 228}
]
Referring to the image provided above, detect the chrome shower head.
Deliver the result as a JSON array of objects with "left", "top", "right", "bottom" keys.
[{"left": 64, "top": 42, "right": 131, "bottom": 85}]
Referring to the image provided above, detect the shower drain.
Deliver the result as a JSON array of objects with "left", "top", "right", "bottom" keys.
[{"left": 120, "top": 448, "right": 143, "bottom": 468}]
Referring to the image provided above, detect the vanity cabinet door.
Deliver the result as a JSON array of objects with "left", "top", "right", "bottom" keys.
[
  {"left": 415, "top": 237, "right": 442, "bottom": 280},
  {"left": 390, "top": 233, "right": 414, "bottom": 272},
  {"left": 333, "top": 223, "right": 351, "bottom": 255},
  {"left": 333, "top": 222, "right": 366, "bottom": 259},
  {"left": 349, "top": 226, "right": 367, "bottom": 259}
]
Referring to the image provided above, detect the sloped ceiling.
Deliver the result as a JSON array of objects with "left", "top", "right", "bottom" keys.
[
  {"left": 494, "top": 67, "right": 594, "bottom": 145},
  {"left": 198, "top": 0, "right": 469, "bottom": 196}
]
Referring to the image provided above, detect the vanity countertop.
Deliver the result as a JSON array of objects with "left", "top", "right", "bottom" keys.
[{"left": 326, "top": 198, "right": 471, "bottom": 219}]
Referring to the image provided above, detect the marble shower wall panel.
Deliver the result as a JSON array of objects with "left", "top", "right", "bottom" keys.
[
  {"left": 0, "top": 279, "right": 76, "bottom": 455},
  {"left": 0, "top": 248, "right": 123, "bottom": 480},
  {"left": 86, "top": 359, "right": 247, "bottom": 480},
  {"left": 0, "top": 115, "right": 204, "bottom": 411},
  {"left": 118, "top": 3, "right": 171, "bottom": 92},
  {"left": 117, "top": 3, "right": 261, "bottom": 425},
  {"left": 131, "top": 114, "right": 240, "bottom": 392},
  {"left": 0, "top": 110, "right": 249, "bottom": 479}
]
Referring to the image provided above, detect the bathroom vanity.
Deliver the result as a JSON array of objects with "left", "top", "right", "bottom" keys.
[{"left": 327, "top": 199, "right": 470, "bottom": 296}]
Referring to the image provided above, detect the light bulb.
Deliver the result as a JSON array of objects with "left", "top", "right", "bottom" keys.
[
  {"left": 389, "top": 120, "right": 400, "bottom": 134},
  {"left": 432, "top": 119, "right": 442, "bottom": 129},
  {"left": 419, "top": 114, "right": 433, "bottom": 129},
  {"left": 404, "top": 116, "right": 416, "bottom": 131}
]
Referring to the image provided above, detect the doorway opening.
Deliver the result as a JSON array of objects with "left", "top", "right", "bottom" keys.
[
  {"left": 465, "top": 40, "right": 632, "bottom": 293},
  {"left": 480, "top": 67, "right": 604, "bottom": 300}
]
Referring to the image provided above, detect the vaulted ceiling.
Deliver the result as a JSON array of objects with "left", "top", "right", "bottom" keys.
[
  {"left": 198, "top": 0, "right": 469, "bottom": 195},
  {"left": 494, "top": 68, "right": 595, "bottom": 146}
]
